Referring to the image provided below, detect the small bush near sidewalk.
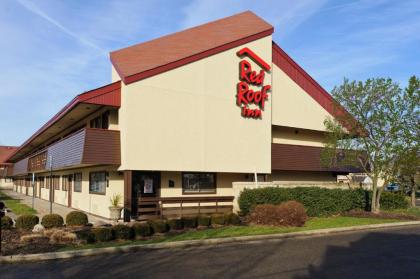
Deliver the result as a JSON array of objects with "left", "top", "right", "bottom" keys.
[
  {"left": 113, "top": 224, "right": 134, "bottom": 240},
  {"left": 75, "top": 229, "right": 96, "bottom": 243},
  {"left": 182, "top": 216, "right": 198, "bottom": 229},
  {"left": 224, "top": 213, "right": 241, "bottom": 225},
  {"left": 149, "top": 220, "right": 169, "bottom": 233},
  {"left": 41, "top": 214, "right": 64, "bottom": 228},
  {"left": 197, "top": 215, "right": 211, "bottom": 227},
  {"left": 248, "top": 201, "right": 308, "bottom": 227},
  {"left": 211, "top": 214, "right": 225, "bottom": 225},
  {"left": 66, "top": 211, "right": 88, "bottom": 226},
  {"left": 48, "top": 230, "right": 78, "bottom": 244},
  {"left": 167, "top": 218, "right": 183, "bottom": 230},
  {"left": 133, "top": 222, "right": 153, "bottom": 237},
  {"left": 1, "top": 215, "right": 14, "bottom": 229},
  {"left": 92, "top": 227, "right": 114, "bottom": 242},
  {"left": 15, "top": 214, "right": 39, "bottom": 230}
]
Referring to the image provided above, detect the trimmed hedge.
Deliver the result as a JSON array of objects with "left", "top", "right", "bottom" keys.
[
  {"left": 133, "top": 222, "right": 153, "bottom": 237},
  {"left": 113, "top": 224, "right": 134, "bottom": 240},
  {"left": 182, "top": 216, "right": 197, "bottom": 229},
  {"left": 248, "top": 201, "right": 307, "bottom": 227},
  {"left": 149, "top": 220, "right": 169, "bottom": 233},
  {"left": 41, "top": 214, "right": 64, "bottom": 228},
  {"left": 92, "top": 227, "right": 114, "bottom": 242},
  {"left": 66, "top": 211, "right": 88, "bottom": 226},
  {"left": 238, "top": 187, "right": 409, "bottom": 217},
  {"left": 167, "top": 218, "right": 183, "bottom": 230},
  {"left": 75, "top": 229, "right": 96, "bottom": 243},
  {"left": 211, "top": 214, "right": 225, "bottom": 225},
  {"left": 224, "top": 213, "right": 241, "bottom": 225},
  {"left": 197, "top": 215, "right": 211, "bottom": 227},
  {"left": 1, "top": 216, "right": 14, "bottom": 229},
  {"left": 16, "top": 214, "right": 39, "bottom": 230}
]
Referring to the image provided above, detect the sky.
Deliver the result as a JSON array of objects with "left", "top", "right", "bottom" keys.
[{"left": 0, "top": 0, "right": 419, "bottom": 146}]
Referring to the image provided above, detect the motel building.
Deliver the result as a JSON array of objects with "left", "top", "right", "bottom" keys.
[{"left": 1, "top": 11, "right": 359, "bottom": 221}]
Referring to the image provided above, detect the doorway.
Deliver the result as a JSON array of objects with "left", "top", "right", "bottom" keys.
[{"left": 131, "top": 171, "right": 161, "bottom": 217}]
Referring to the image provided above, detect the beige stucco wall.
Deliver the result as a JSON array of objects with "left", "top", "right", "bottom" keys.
[
  {"left": 111, "top": 65, "right": 120, "bottom": 83},
  {"left": 118, "top": 36, "right": 273, "bottom": 174},
  {"left": 272, "top": 126, "right": 326, "bottom": 147},
  {"left": 15, "top": 166, "right": 124, "bottom": 218},
  {"left": 0, "top": 178, "right": 13, "bottom": 189},
  {"left": 271, "top": 64, "right": 333, "bottom": 132}
]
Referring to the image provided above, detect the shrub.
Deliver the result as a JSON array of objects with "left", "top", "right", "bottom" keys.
[
  {"left": 113, "top": 224, "right": 134, "bottom": 240},
  {"left": 16, "top": 214, "right": 39, "bottom": 230},
  {"left": 133, "top": 222, "right": 153, "bottom": 237},
  {"left": 224, "top": 213, "right": 241, "bottom": 225},
  {"left": 149, "top": 220, "right": 169, "bottom": 233},
  {"left": 197, "top": 215, "right": 211, "bottom": 227},
  {"left": 1, "top": 216, "right": 13, "bottom": 229},
  {"left": 49, "top": 230, "right": 77, "bottom": 244},
  {"left": 379, "top": 192, "right": 409, "bottom": 210},
  {"left": 211, "top": 214, "right": 225, "bottom": 225},
  {"left": 182, "top": 216, "right": 197, "bottom": 229},
  {"left": 41, "top": 214, "right": 64, "bottom": 228},
  {"left": 167, "top": 218, "right": 183, "bottom": 230},
  {"left": 66, "top": 211, "right": 88, "bottom": 226},
  {"left": 248, "top": 201, "right": 308, "bottom": 227},
  {"left": 75, "top": 229, "right": 96, "bottom": 243},
  {"left": 238, "top": 187, "right": 408, "bottom": 217},
  {"left": 92, "top": 227, "right": 114, "bottom": 242}
]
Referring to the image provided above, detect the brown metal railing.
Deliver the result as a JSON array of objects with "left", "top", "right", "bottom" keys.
[{"left": 137, "top": 196, "right": 234, "bottom": 218}]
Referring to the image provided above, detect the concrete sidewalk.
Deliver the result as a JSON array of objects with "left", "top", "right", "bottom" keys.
[{"left": 1, "top": 189, "right": 109, "bottom": 225}]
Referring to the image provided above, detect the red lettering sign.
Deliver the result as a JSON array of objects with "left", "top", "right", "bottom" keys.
[{"left": 236, "top": 47, "right": 271, "bottom": 119}]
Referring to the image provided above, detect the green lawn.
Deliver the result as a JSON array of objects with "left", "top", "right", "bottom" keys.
[
  {"left": 60, "top": 216, "right": 400, "bottom": 251},
  {"left": 385, "top": 207, "right": 420, "bottom": 218},
  {"left": 0, "top": 190, "right": 37, "bottom": 215}
]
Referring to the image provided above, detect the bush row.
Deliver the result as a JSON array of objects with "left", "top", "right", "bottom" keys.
[
  {"left": 248, "top": 201, "right": 308, "bottom": 226},
  {"left": 5, "top": 211, "right": 89, "bottom": 230},
  {"left": 77, "top": 213, "right": 241, "bottom": 243},
  {"left": 238, "top": 187, "right": 409, "bottom": 216}
]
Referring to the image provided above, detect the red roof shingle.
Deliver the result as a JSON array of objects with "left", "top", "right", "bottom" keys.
[
  {"left": 0, "top": 146, "right": 18, "bottom": 164},
  {"left": 110, "top": 11, "right": 273, "bottom": 84}
]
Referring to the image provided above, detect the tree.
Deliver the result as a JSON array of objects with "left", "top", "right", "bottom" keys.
[
  {"left": 395, "top": 76, "right": 420, "bottom": 206},
  {"left": 323, "top": 77, "right": 418, "bottom": 212}
]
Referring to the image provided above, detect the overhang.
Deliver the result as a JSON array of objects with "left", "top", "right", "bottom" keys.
[{"left": 7, "top": 81, "right": 121, "bottom": 163}]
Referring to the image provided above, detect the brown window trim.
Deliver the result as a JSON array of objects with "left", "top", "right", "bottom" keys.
[
  {"left": 181, "top": 172, "right": 217, "bottom": 195},
  {"left": 89, "top": 171, "right": 108, "bottom": 195}
]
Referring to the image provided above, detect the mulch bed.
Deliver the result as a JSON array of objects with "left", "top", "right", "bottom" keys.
[
  {"left": 1, "top": 229, "right": 63, "bottom": 256},
  {"left": 343, "top": 210, "right": 420, "bottom": 221}
]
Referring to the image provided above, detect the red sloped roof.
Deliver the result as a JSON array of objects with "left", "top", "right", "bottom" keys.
[
  {"left": 0, "top": 146, "right": 18, "bottom": 164},
  {"left": 110, "top": 11, "right": 274, "bottom": 85},
  {"left": 272, "top": 42, "right": 361, "bottom": 133},
  {"left": 5, "top": 81, "right": 121, "bottom": 162}
]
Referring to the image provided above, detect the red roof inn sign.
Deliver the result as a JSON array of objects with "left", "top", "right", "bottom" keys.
[{"left": 236, "top": 47, "right": 271, "bottom": 118}]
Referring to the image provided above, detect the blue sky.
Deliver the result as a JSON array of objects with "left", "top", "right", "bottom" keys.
[{"left": 0, "top": 0, "right": 419, "bottom": 146}]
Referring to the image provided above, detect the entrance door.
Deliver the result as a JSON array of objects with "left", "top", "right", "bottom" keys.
[{"left": 131, "top": 171, "right": 160, "bottom": 216}]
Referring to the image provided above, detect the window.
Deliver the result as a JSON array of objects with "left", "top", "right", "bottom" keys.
[
  {"left": 53, "top": 176, "right": 60, "bottom": 190},
  {"left": 182, "top": 173, "right": 216, "bottom": 193},
  {"left": 89, "top": 171, "right": 108, "bottom": 194},
  {"left": 39, "top": 177, "right": 45, "bottom": 188},
  {"left": 90, "top": 111, "right": 109, "bottom": 129},
  {"left": 62, "top": 176, "right": 68, "bottom": 191},
  {"left": 74, "top": 173, "right": 82, "bottom": 192}
]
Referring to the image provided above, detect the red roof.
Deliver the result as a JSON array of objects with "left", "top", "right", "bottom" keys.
[
  {"left": 6, "top": 81, "right": 121, "bottom": 162},
  {"left": 0, "top": 146, "right": 18, "bottom": 164},
  {"left": 111, "top": 11, "right": 273, "bottom": 85}
]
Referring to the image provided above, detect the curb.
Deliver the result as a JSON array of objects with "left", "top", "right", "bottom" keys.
[{"left": 2, "top": 221, "right": 420, "bottom": 263}]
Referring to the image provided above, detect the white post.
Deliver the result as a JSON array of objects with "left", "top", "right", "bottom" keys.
[{"left": 254, "top": 167, "right": 258, "bottom": 188}]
